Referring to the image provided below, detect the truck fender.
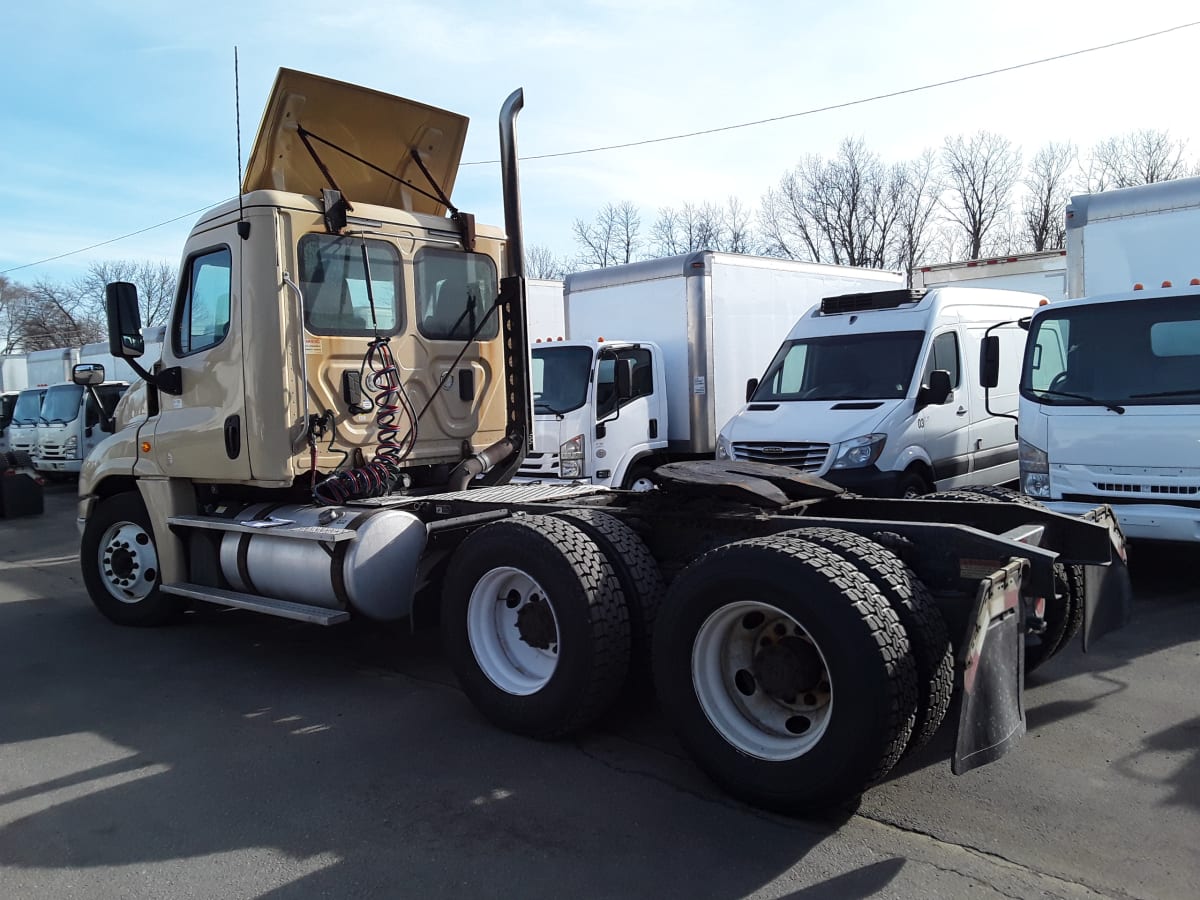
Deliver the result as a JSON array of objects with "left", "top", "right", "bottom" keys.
[
  {"left": 611, "top": 447, "right": 663, "bottom": 490},
  {"left": 891, "top": 444, "right": 933, "bottom": 476}
]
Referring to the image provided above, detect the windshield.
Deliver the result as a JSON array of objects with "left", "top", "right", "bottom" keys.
[
  {"left": 1023, "top": 295, "right": 1200, "bottom": 406},
  {"left": 40, "top": 384, "right": 84, "bottom": 424},
  {"left": 753, "top": 331, "right": 926, "bottom": 401},
  {"left": 12, "top": 390, "right": 45, "bottom": 425},
  {"left": 532, "top": 345, "right": 593, "bottom": 414}
]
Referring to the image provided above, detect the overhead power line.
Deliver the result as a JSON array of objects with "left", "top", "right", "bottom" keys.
[
  {"left": 4, "top": 19, "right": 1197, "bottom": 276},
  {"left": 461, "top": 19, "right": 1200, "bottom": 165}
]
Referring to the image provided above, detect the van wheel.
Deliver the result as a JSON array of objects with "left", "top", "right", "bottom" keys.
[
  {"left": 554, "top": 509, "right": 663, "bottom": 690},
  {"left": 442, "top": 515, "right": 631, "bottom": 739},
  {"left": 896, "top": 470, "right": 930, "bottom": 498},
  {"left": 921, "top": 487, "right": 1083, "bottom": 672},
  {"left": 783, "top": 527, "right": 953, "bottom": 755},
  {"left": 80, "top": 492, "right": 182, "bottom": 626},
  {"left": 653, "top": 535, "right": 917, "bottom": 813}
]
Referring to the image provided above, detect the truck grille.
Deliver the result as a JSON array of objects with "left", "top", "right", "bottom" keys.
[
  {"left": 38, "top": 440, "right": 70, "bottom": 460},
  {"left": 518, "top": 452, "right": 560, "bottom": 477},
  {"left": 732, "top": 441, "right": 830, "bottom": 471},
  {"left": 1093, "top": 481, "right": 1200, "bottom": 497}
]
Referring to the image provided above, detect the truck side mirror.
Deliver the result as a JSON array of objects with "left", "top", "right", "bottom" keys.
[
  {"left": 980, "top": 335, "right": 1000, "bottom": 389},
  {"left": 615, "top": 359, "right": 634, "bottom": 403},
  {"left": 745, "top": 378, "right": 759, "bottom": 402},
  {"left": 916, "top": 369, "right": 952, "bottom": 411},
  {"left": 106, "top": 282, "right": 145, "bottom": 358},
  {"left": 73, "top": 363, "right": 106, "bottom": 386}
]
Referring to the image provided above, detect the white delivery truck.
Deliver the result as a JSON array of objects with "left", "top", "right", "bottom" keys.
[
  {"left": 1015, "top": 177, "right": 1200, "bottom": 543},
  {"left": 719, "top": 287, "right": 1043, "bottom": 497},
  {"left": 517, "top": 252, "right": 904, "bottom": 489},
  {"left": 34, "top": 377, "right": 129, "bottom": 477},
  {"left": 6, "top": 387, "right": 46, "bottom": 457},
  {"left": 912, "top": 250, "right": 1066, "bottom": 300}
]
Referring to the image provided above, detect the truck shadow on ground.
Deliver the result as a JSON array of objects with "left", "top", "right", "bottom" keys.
[{"left": 0, "top": 596, "right": 905, "bottom": 899}]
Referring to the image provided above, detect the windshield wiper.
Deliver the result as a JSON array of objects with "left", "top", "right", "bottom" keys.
[
  {"left": 1129, "top": 387, "right": 1200, "bottom": 399},
  {"left": 534, "top": 402, "right": 568, "bottom": 417},
  {"left": 1029, "top": 388, "right": 1125, "bottom": 414}
]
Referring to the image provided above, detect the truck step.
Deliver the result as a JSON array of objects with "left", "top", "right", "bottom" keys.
[
  {"left": 167, "top": 515, "right": 357, "bottom": 542},
  {"left": 160, "top": 583, "right": 350, "bottom": 625}
]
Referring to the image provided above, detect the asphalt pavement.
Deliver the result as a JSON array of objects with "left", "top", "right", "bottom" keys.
[{"left": 0, "top": 484, "right": 1196, "bottom": 899}]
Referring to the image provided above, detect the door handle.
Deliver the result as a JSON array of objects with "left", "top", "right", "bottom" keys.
[{"left": 956, "top": 406, "right": 967, "bottom": 416}]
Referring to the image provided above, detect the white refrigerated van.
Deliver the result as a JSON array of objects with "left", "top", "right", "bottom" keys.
[{"left": 718, "top": 286, "right": 1044, "bottom": 496}]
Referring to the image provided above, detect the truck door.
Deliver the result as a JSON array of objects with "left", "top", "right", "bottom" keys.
[
  {"left": 593, "top": 345, "right": 658, "bottom": 488},
  {"left": 916, "top": 329, "right": 972, "bottom": 488},
  {"left": 964, "top": 324, "right": 1022, "bottom": 483},
  {"left": 148, "top": 244, "right": 251, "bottom": 480}
]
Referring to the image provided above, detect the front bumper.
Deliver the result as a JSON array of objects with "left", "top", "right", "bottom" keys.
[
  {"left": 1048, "top": 499, "right": 1200, "bottom": 543},
  {"left": 35, "top": 457, "right": 83, "bottom": 474},
  {"left": 821, "top": 465, "right": 904, "bottom": 497},
  {"left": 77, "top": 495, "right": 96, "bottom": 536}
]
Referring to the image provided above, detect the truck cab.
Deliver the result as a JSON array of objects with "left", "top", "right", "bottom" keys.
[
  {"left": 7, "top": 388, "right": 46, "bottom": 458},
  {"left": 1018, "top": 283, "right": 1200, "bottom": 542},
  {"left": 0, "top": 391, "right": 17, "bottom": 453},
  {"left": 519, "top": 339, "right": 666, "bottom": 490},
  {"left": 34, "top": 380, "right": 128, "bottom": 476},
  {"left": 718, "top": 287, "right": 1041, "bottom": 497}
]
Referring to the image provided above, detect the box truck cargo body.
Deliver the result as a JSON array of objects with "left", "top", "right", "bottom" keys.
[
  {"left": 26, "top": 347, "right": 79, "bottom": 388},
  {"left": 525, "top": 279, "right": 565, "bottom": 341},
  {"left": 1019, "top": 178, "right": 1200, "bottom": 542},
  {"left": 913, "top": 250, "right": 1066, "bottom": 300},
  {"left": 518, "top": 252, "right": 904, "bottom": 488},
  {"left": 1, "top": 354, "right": 28, "bottom": 392}
]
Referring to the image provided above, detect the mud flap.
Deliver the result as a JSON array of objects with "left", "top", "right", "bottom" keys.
[
  {"left": 1079, "top": 505, "right": 1133, "bottom": 652},
  {"left": 953, "top": 559, "right": 1026, "bottom": 775}
]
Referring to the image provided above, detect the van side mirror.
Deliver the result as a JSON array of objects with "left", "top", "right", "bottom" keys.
[
  {"left": 745, "top": 378, "right": 759, "bottom": 403},
  {"left": 73, "top": 363, "right": 106, "bottom": 386},
  {"left": 615, "top": 359, "right": 634, "bottom": 403},
  {"left": 980, "top": 335, "right": 1000, "bottom": 389},
  {"left": 106, "top": 282, "right": 144, "bottom": 358},
  {"left": 916, "top": 369, "right": 952, "bottom": 411}
]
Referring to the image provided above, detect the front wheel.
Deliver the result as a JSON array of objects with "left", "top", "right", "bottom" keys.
[{"left": 80, "top": 491, "right": 182, "bottom": 626}]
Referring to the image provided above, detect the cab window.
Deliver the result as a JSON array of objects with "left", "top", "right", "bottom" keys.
[
  {"left": 922, "top": 331, "right": 961, "bottom": 388},
  {"left": 299, "top": 235, "right": 402, "bottom": 336},
  {"left": 414, "top": 249, "right": 499, "bottom": 341},
  {"left": 596, "top": 347, "right": 653, "bottom": 417},
  {"left": 174, "top": 247, "right": 232, "bottom": 356}
]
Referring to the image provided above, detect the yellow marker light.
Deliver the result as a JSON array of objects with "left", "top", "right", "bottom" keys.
[{"left": 141, "top": 442, "right": 152, "bottom": 453}]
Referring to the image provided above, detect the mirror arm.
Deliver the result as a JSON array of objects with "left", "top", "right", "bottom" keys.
[{"left": 128, "top": 357, "right": 182, "bottom": 396}]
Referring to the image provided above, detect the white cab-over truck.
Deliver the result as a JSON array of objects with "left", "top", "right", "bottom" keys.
[
  {"left": 719, "top": 287, "right": 1042, "bottom": 497},
  {"left": 912, "top": 250, "right": 1067, "bottom": 300},
  {"left": 1015, "top": 177, "right": 1200, "bottom": 543},
  {"left": 77, "top": 68, "right": 1131, "bottom": 814},
  {"left": 518, "top": 253, "right": 902, "bottom": 490}
]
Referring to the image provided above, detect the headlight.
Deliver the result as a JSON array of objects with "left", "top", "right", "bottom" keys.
[
  {"left": 716, "top": 434, "right": 733, "bottom": 460},
  {"left": 559, "top": 434, "right": 584, "bottom": 460},
  {"left": 831, "top": 433, "right": 887, "bottom": 470},
  {"left": 560, "top": 459, "right": 583, "bottom": 478},
  {"left": 64, "top": 436, "right": 78, "bottom": 454},
  {"left": 1019, "top": 438, "right": 1050, "bottom": 498}
]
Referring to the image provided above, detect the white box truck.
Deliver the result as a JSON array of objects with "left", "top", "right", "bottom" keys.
[
  {"left": 1016, "top": 177, "right": 1200, "bottom": 542},
  {"left": 26, "top": 347, "right": 80, "bottom": 387},
  {"left": 912, "top": 250, "right": 1066, "bottom": 300},
  {"left": 525, "top": 279, "right": 565, "bottom": 342},
  {"left": 1, "top": 354, "right": 29, "bottom": 454},
  {"left": 517, "top": 252, "right": 904, "bottom": 489},
  {"left": 719, "top": 287, "right": 1044, "bottom": 497}
]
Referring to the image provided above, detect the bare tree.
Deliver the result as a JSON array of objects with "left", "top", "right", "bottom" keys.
[
  {"left": 1022, "top": 141, "right": 1075, "bottom": 251},
  {"left": 650, "top": 201, "right": 732, "bottom": 256},
  {"left": 15, "top": 279, "right": 104, "bottom": 351},
  {"left": 80, "top": 260, "right": 176, "bottom": 327},
  {"left": 940, "top": 131, "right": 1022, "bottom": 259},
  {"left": 893, "top": 150, "right": 941, "bottom": 276},
  {"left": 758, "top": 137, "right": 906, "bottom": 268},
  {"left": 573, "top": 201, "right": 642, "bottom": 268},
  {"left": 1082, "top": 129, "right": 1195, "bottom": 192},
  {"left": 525, "top": 244, "right": 566, "bottom": 280},
  {"left": 722, "top": 197, "right": 755, "bottom": 254},
  {"left": 0, "top": 275, "right": 34, "bottom": 354}
]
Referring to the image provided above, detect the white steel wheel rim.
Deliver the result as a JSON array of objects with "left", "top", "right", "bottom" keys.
[
  {"left": 467, "top": 566, "right": 560, "bottom": 696},
  {"left": 98, "top": 520, "right": 159, "bottom": 604},
  {"left": 627, "top": 476, "right": 656, "bottom": 492},
  {"left": 692, "top": 600, "right": 834, "bottom": 761}
]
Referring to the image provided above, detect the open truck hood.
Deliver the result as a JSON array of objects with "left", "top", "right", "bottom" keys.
[{"left": 242, "top": 68, "right": 468, "bottom": 217}]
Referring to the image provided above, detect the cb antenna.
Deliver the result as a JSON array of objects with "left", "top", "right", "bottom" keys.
[{"left": 234, "top": 46, "right": 250, "bottom": 240}]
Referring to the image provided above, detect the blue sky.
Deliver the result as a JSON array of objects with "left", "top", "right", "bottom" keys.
[{"left": 2, "top": 0, "right": 1197, "bottom": 285}]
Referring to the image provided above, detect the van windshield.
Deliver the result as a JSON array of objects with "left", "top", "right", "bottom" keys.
[
  {"left": 1023, "top": 295, "right": 1200, "bottom": 406},
  {"left": 12, "top": 390, "right": 45, "bottom": 425},
  {"left": 532, "top": 345, "right": 593, "bottom": 414},
  {"left": 40, "top": 384, "right": 84, "bottom": 424},
  {"left": 753, "top": 331, "right": 926, "bottom": 402}
]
